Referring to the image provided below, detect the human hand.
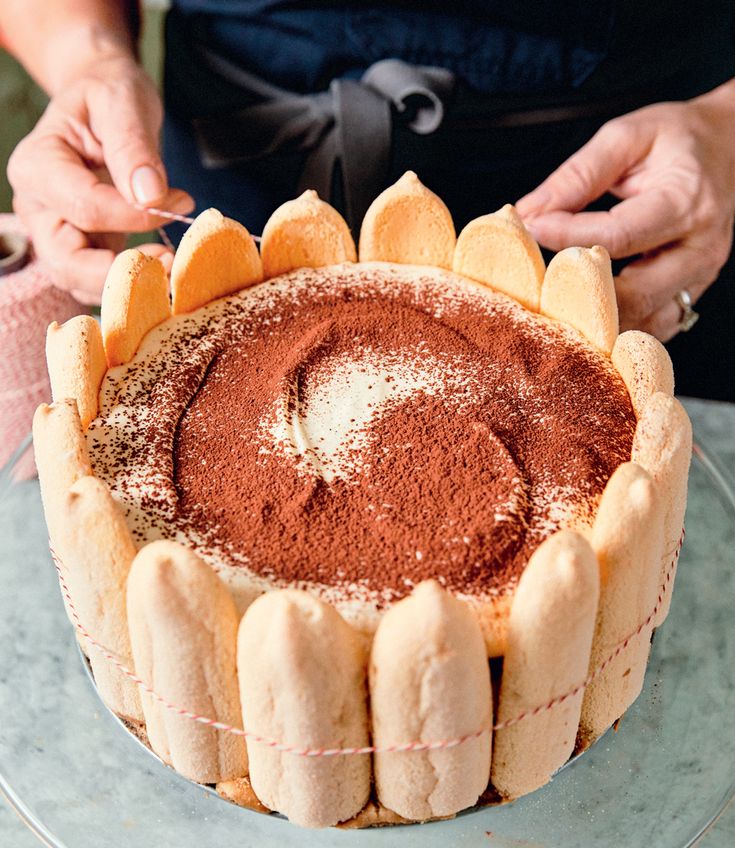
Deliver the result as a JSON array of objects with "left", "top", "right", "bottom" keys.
[
  {"left": 7, "top": 53, "right": 194, "bottom": 304},
  {"left": 516, "top": 80, "right": 735, "bottom": 341}
]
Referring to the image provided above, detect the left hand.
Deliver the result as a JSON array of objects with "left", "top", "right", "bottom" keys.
[{"left": 516, "top": 79, "right": 735, "bottom": 341}]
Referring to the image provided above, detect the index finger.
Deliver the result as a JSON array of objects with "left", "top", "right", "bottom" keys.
[
  {"left": 9, "top": 131, "right": 193, "bottom": 233},
  {"left": 515, "top": 119, "right": 645, "bottom": 217}
]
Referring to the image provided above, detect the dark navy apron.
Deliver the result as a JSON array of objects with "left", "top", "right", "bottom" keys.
[{"left": 161, "top": 1, "right": 735, "bottom": 400}]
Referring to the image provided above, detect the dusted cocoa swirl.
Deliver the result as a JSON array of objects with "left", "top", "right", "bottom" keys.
[{"left": 87, "top": 262, "right": 636, "bottom": 644}]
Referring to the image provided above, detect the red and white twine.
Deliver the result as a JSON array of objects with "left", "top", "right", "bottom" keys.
[
  {"left": 133, "top": 204, "right": 262, "bottom": 243},
  {"left": 49, "top": 532, "right": 684, "bottom": 757}
]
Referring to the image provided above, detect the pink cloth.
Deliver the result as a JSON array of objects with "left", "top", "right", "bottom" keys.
[{"left": 0, "top": 214, "right": 82, "bottom": 480}]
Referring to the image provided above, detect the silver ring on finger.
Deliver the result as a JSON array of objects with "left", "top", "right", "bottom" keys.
[{"left": 674, "top": 288, "right": 700, "bottom": 332}]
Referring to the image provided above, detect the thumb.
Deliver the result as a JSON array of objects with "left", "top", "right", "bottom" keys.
[
  {"left": 89, "top": 75, "right": 168, "bottom": 206},
  {"left": 516, "top": 119, "right": 645, "bottom": 219}
]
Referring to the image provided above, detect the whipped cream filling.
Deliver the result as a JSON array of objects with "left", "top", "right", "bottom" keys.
[{"left": 269, "top": 349, "right": 458, "bottom": 483}]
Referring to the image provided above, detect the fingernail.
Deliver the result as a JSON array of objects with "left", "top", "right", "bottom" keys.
[
  {"left": 131, "top": 165, "right": 165, "bottom": 205},
  {"left": 516, "top": 188, "right": 551, "bottom": 218},
  {"left": 523, "top": 219, "right": 542, "bottom": 240}
]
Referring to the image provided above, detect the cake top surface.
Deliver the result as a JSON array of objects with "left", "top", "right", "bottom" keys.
[{"left": 86, "top": 261, "right": 635, "bottom": 621}]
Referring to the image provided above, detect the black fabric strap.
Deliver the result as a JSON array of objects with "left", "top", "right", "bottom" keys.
[
  {"left": 192, "top": 50, "right": 455, "bottom": 231},
  {"left": 190, "top": 42, "right": 703, "bottom": 232}
]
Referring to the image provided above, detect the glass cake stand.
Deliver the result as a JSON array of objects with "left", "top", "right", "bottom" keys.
[{"left": 0, "top": 430, "right": 733, "bottom": 848}]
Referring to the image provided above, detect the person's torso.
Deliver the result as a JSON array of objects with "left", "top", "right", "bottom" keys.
[{"left": 169, "top": 0, "right": 735, "bottom": 98}]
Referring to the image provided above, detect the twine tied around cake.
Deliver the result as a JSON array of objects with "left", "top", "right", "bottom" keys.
[{"left": 49, "top": 531, "right": 684, "bottom": 758}]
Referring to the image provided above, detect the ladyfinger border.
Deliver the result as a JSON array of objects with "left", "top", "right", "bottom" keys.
[
  {"left": 89, "top": 171, "right": 673, "bottom": 381},
  {"left": 35, "top": 171, "right": 691, "bottom": 828},
  {"left": 100, "top": 249, "right": 170, "bottom": 368},
  {"left": 46, "top": 315, "right": 106, "bottom": 429}
]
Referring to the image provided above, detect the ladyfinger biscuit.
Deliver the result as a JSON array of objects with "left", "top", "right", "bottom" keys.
[
  {"left": 611, "top": 330, "right": 674, "bottom": 417},
  {"left": 578, "top": 463, "right": 663, "bottom": 746},
  {"left": 453, "top": 205, "right": 545, "bottom": 311},
  {"left": 32, "top": 399, "right": 92, "bottom": 544},
  {"left": 54, "top": 475, "right": 143, "bottom": 720},
  {"left": 540, "top": 245, "right": 619, "bottom": 354},
  {"left": 631, "top": 393, "right": 692, "bottom": 626},
  {"left": 237, "top": 589, "right": 370, "bottom": 828},
  {"left": 171, "top": 208, "right": 262, "bottom": 314},
  {"left": 358, "top": 171, "right": 455, "bottom": 268},
  {"left": 370, "top": 580, "right": 492, "bottom": 821},
  {"left": 33, "top": 400, "right": 96, "bottom": 658},
  {"left": 126, "top": 540, "right": 248, "bottom": 783},
  {"left": 260, "top": 190, "right": 356, "bottom": 277},
  {"left": 216, "top": 775, "right": 270, "bottom": 813},
  {"left": 46, "top": 315, "right": 106, "bottom": 429},
  {"left": 101, "top": 250, "right": 170, "bottom": 367},
  {"left": 491, "top": 530, "right": 599, "bottom": 799}
]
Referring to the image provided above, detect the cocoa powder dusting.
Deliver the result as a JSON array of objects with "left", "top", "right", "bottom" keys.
[{"left": 87, "top": 264, "right": 636, "bottom": 608}]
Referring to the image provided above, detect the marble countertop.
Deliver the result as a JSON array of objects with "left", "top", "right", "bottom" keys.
[
  {"left": 677, "top": 398, "right": 735, "bottom": 847},
  {"left": 1, "top": 395, "right": 733, "bottom": 847}
]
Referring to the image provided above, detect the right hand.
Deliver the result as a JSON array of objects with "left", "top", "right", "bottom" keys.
[{"left": 7, "top": 53, "right": 194, "bottom": 304}]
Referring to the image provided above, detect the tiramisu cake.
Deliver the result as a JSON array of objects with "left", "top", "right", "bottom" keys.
[{"left": 33, "top": 172, "right": 691, "bottom": 828}]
